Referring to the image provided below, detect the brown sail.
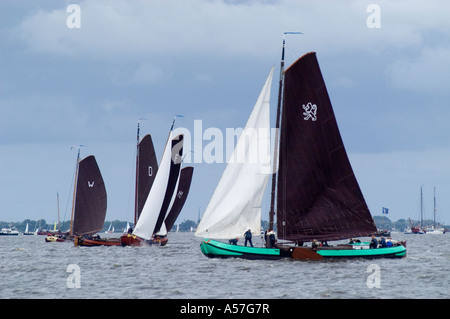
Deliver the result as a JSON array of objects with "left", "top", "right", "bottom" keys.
[
  {"left": 164, "top": 166, "right": 194, "bottom": 232},
  {"left": 136, "top": 134, "right": 158, "bottom": 224},
  {"left": 72, "top": 155, "right": 107, "bottom": 236},
  {"left": 276, "top": 52, "right": 376, "bottom": 242}
]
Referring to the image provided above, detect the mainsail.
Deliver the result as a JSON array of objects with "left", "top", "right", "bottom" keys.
[
  {"left": 195, "top": 67, "right": 274, "bottom": 239},
  {"left": 135, "top": 134, "right": 158, "bottom": 224},
  {"left": 71, "top": 155, "right": 107, "bottom": 236},
  {"left": 133, "top": 133, "right": 184, "bottom": 240},
  {"left": 164, "top": 166, "right": 194, "bottom": 232},
  {"left": 276, "top": 52, "right": 376, "bottom": 242}
]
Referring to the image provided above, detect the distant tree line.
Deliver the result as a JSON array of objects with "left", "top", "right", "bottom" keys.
[
  {"left": 0, "top": 218, "right": 201, "bottom": 233},
  {"left": 1, "top": 216, "right": 448, "bottom": 234}
]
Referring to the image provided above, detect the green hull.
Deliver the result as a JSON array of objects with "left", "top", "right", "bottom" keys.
[
  {"left": 200, "top": 239, "right": 406, "bottom": 260},
  {"left": 316, "top": 245, "right": 407, "bottom": 258},
  {"left": 200, "top": 239, "right": 288, "bottom": 260}
]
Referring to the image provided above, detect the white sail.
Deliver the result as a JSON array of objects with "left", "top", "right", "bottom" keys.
[
  {"left": 133, "top": 131, "right": 181, "bottom": 240},
  {"left": 195, "top": 67, "right": 274, "bottom": 239}
]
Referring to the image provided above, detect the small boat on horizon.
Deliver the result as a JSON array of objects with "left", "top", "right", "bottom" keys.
[{"left": 0, "top": 227, "right": 19, "bottom": 236}]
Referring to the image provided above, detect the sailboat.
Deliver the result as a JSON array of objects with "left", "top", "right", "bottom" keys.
[
  {"left": 123, "top": 222, "right": 130, "bottom": 233},
  {"left": 105, "top": 222, "right": 114, "bottom": 233},
  {"left": 426, "top": 187, "right": 446, "bottom": 234},
  {"left": 120, "top": 121, "right": 190, "bottom": 247},
  {"left": 23, "top": 223, "right": 34, "bottom": 235},
  {"left": 48, "top": 148, "right": 107, "bottom": 243},
  {"left": 405, "top": 186, "right": 426, "bottom": 234},
  {"left": 195, "top": 43, "right": 406, "bottom": 259},
  {"left": 75, "top": 124, "right": 158, "bottom": 247}
]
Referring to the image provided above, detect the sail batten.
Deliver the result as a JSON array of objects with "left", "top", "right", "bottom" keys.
[{"left": 277, "top": 52, "right": 376, "bottom": 242}]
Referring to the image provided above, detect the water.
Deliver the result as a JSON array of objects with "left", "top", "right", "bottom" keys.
[{"left": 1, "top": 232, "right": 449, "bottom": 299}]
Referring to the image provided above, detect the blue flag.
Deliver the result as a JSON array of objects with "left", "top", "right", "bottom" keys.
[{"left": 382, "top": 207, "right": 389, "bottom": 214}]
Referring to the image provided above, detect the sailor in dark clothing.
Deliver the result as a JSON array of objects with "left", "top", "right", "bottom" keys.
[
  {"left": 229, "top": 238, "right": 238, "bottom": 245},
  {"left": 369, "top": 235, "right": 378, "bottom": 249},
  {"left": 379, "top": 236, "right": 387, "bottom": 248},
  {"left": 244, "top": 229, "right": 253, "bottom": 247},
  {"left": 268, "top": 229, "right": 276, "bottom": 248}
]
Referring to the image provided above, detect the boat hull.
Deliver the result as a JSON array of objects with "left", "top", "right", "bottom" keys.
[
  {"left": 74, "top": 236, "right": 121, "bottom": 247},
  {"left": 200, "top": 239, "right": 407, "bottom": 260},
  {"left": 45, "top": 235, "right": 69, "bottom": 242},
  {"left": 119, "top": 234, "right": 168, "bottom": 247},
  {"left": 200, "top": 239, "right": 290, "bottom": 260}
]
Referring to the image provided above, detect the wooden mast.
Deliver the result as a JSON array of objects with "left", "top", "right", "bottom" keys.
[
  {"left": 69, "top": 147, "right": 81, "bottom": 236},
  {"left": 134, "top": 122, "right": 141, "bottom": 226},
  {"left": 269, "top": 32, "right": 302, "bottom": 233}
]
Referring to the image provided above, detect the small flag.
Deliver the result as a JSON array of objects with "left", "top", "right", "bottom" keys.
[{"left": 382, "top": 207, "right": 389, "bottom": 214}]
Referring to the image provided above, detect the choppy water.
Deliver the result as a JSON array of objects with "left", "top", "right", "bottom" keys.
[{"left": 1, "top": 232, "right": 449, "bottom": 299}]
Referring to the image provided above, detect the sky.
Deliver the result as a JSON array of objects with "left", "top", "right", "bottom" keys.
[{"left": 1, "top": 0, "right": 450, "bottom": 226}]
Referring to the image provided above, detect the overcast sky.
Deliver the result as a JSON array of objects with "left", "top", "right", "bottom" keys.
[{"left": 1, "top": 0, "right": 450, "bottom": 227}]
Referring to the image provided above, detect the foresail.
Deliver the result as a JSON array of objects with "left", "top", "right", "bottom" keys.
[
  {"left": 277, "top": 52, "right": 376, "bottom": 242},
  {"left": 153, "top": 135, "right": 184, "bottom": 236},
  {"left": 72, "top": 155, "right": 107, "bottom": 236},
  {"left": 133, "top": 133, "right": 183, "bottom": 240},
  {"left": 195, "top": 67, "right": 274, "bottom": 239}
]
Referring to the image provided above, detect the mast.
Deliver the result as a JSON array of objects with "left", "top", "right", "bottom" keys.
[
  {"left": 134, "top": 121, "right": 141, "bottom": 226},
  {"left": 69, "top": 147, "right": 81, "bottom": 236},
  {"left": 57, "top": 192, "right": 61, "bottom": 234},
  {"left": 420, "top": 186, "right": 423, "bottom": 228},
  {"left": 269, "top": 32, "right": 302, "bottom": 231},
  {"left": 434, "top": 187, "right": 436, "bottom": 228}
]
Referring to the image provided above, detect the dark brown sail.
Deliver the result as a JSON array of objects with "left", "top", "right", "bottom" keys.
[
  {"left": 153, "top": 134, "right": 184, "bottom": 234},
  {"left": 136, "top": 134, "right": 158, "bottom": 224},
  {"left": 276, "top": 52, "right": 376, "bottom": 242},
  {"left": 164, "top": 166, "right": 194, "bottom": 232},
  {"left": 72, "top": 155, "right": 107, "bottom": 236}
]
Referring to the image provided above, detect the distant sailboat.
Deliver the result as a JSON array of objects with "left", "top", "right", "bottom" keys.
[
  {"left": 123, "top": 222, "right": 130, "bottom": 233},
  {"left": 105, "top": 222, "right": 114, "bottom": 233},
  {"left": 75, "top": 123, "right": 158, "bottom": 247},
  {"left": 121, "top": 120, "right": 188, "bottom": 247},
  {"left": 23, "top": 223, "right": 34, "bottom": 235},
  {"left": 48, "top": 148, "right": 107, "bottom": 243},
  {"left": 426, "top": 187, "right": 446, "bottom": 234},
  {"left": 196, "top": 39, "right": 406, "bottom": 259}
]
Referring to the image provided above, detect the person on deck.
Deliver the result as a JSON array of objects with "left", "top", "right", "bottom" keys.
[
  {"left": 369, "top": 235, "right": 378, "bottom": 249},
  {"left": 379, "top": 236, "right": 387, "bottom": 248},
  {"left": 244, "top": 229, "right": 253, "bottom": 247},
  {"left": 267, "top": 229, "right": 276, "bottom": 248}
]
